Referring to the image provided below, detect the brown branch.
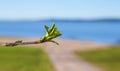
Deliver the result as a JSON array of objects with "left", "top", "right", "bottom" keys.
[
  {"left": 0, "top": 24, "right": 61, "bottom": 46},
  {"left": 0, "top": 40, "right": 45, "bottom": 46}
]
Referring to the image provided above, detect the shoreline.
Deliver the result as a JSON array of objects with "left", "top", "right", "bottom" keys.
[{"left": 0, "top": 37, "right": 109, "bottom": 51}]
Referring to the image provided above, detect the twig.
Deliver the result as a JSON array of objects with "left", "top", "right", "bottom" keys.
[
  {"left": 0, "top": 40, "right": 43, "bottom": 46},
  {"left": 0, "top": 23, "right": 62, "bottom": 46}
]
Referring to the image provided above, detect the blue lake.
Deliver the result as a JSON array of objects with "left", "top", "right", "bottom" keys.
[{"left": 0, "top": 21, "right": 120, "bottom": 44}]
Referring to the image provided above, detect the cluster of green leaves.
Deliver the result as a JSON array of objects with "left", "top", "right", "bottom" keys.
[{"left": 40, "top": 24, "right": 62, "bottom": 45}]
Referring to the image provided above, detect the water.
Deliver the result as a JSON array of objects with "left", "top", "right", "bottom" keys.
[{"left": 0, "top": 21, "right": 120, "bottom": 44}]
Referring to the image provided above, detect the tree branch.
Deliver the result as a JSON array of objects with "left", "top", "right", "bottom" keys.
[
  {"left": 0, "top": 23, "right": 62, "bottom": 46},
  {"left": 0, "top": 40, "right": 42, "bottom": 46}
]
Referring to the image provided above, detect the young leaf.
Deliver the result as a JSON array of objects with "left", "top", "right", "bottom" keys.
[
  {"left": 49, "top": 24, "right": 56, "bottom": 33},
  {"left": 40, "top": 23, "right": 62, "bottom": 45},
  {"left": 44, "top": 25, "right": 49, "bottom": 36},
  {"left": 50, "top": 40, "right": 59, "bottom": 45}
]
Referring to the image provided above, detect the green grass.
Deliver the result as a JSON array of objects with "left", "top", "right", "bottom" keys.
[
  {"left": 75, "top": 46, "right": 120, "bottom": 71},
  {"left": 0, "top": 46, "right": 54, "bottom": 71}
]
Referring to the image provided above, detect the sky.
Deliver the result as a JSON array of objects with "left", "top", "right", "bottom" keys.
[{"left": 0, "top": 0, "right": 120, "bottom": 20}]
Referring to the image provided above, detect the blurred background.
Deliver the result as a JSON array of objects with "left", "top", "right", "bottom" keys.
[
  {"left": 0, "top": 0, "right": 120, "bottom": 44},
  {"left": 0, "top": 0, "right": 120, "bottom": 71}
]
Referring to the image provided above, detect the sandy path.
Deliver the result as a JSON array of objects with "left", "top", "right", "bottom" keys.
[
  {"left": 42, "top": 40, "right": 106, "bottom": 71},
  {"left": 0, "top": 38, "right": 107, "bottom": 71}
]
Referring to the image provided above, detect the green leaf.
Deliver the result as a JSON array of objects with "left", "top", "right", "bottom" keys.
[
  {"left": 44, "top": 25, "right": 49, "bottom": 36},
  {"left": 50, "top": 40, "right": 59, "bottom": 45},
  {"left": 40, "top": 23, "right": 62, "bottom": 45},
  {"left": 40, "top": 36, "right": 45, "bottom": 42},
  {"left": 49, "top": 24, "right": 56, "bottom": 34}
]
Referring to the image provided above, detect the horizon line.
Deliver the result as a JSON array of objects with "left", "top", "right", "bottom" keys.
[{"left": 0, "top": 18, "right": 120, "bottom": 21}]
